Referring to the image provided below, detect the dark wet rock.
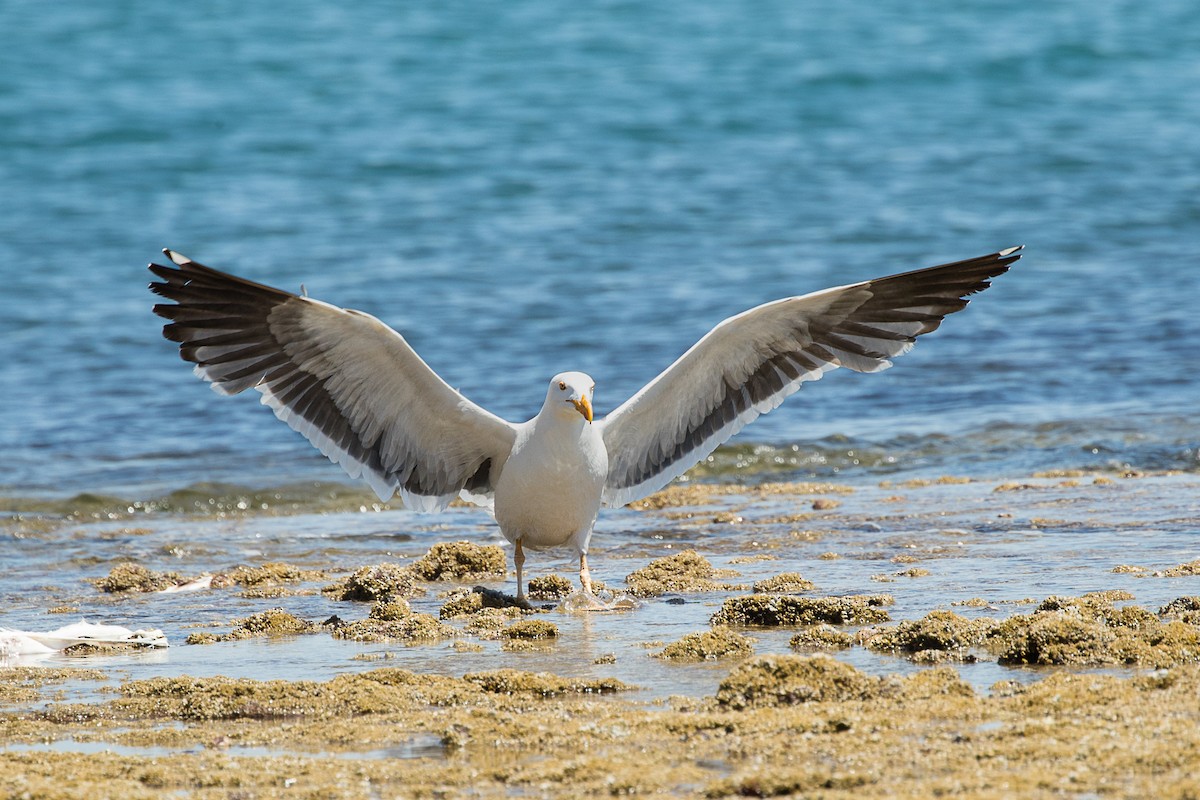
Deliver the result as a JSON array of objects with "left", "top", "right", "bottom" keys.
[{"left": 710, "top": 594, "right": 892, "bottom": 627}]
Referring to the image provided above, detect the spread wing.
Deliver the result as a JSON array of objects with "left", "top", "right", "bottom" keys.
[
  {"left": 598, "top": 246, "right": 1022, "bottom": 507},
  {"left": 150, "top": 250, "right": 517, "bottom": 510}
]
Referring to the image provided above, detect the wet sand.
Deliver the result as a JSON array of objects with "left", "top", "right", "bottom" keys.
[{"left": 2, "top": 470, "right": 1199, "bottom": 797}]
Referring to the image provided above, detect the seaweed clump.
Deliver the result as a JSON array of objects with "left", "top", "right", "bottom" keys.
[
  {"left": 528, "top": 574, "right": 575, "bottom": 600},
  {"left": 655, "top": 628, "right": 753, "bottom": 661},
  {"left": 985, "top": 595, "right": 1200, "bottom": 667},
  {"left": 322, "top": 563, "right": 424, "bottom": 601},
  {"left": 710, "top": 594, "right": 892, "bottom": 627},
  {"left": 715, "top": 655, "right": 882, "bottom": 709},
  {"left": 789, "top": 625, "right": 855, "bottom": 651},
  {"left": 864, "top": 610, "right": 994, "bottom": 662},
  {"left": 751, "top": 572, "right": 816, "bottom": 594},
  {"left": 412, "top": 542, "right": 506, "bottom": 581},
  {"left": 211, "top": 562, "right": 327, "bottom": 589},
  {"left": 624, "top": 550, "right": 743, "bottom": 597},
  {"left": 333, "top": 612, "right": 455, "bottom": 644},
  {"left": 463, "top": 669, "right": 628, "bottom": 697},
  {"left": 186, "top": 608, "right": 323, "bottom": 645},
  {"left": 93, "top": 562, "right": 184, "bottom": 593}
]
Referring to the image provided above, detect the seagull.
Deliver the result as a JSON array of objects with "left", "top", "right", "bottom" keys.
[{"left": 150, "top": 245, "right": 1021, "bottom": 601}]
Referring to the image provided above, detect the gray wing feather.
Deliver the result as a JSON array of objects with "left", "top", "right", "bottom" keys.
[
  {"left": 150, "top": 251, "right": 516, "bottom": 510},
  {"left": 598, "top": 246, "right": 1022, "bottom": 507}
]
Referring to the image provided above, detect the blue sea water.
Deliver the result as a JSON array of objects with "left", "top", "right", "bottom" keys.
[{"left": 1, "top": 0, "right": 1198, "bottom": 500}]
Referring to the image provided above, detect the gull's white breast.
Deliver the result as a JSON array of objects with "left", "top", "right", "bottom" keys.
[{"left": 493, "top": 418, "right": 608, "bottom": 550}]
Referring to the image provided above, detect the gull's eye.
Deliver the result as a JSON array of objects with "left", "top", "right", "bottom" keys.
[{"left": 558, "top": 381, "right": 567, "bottom": 391}]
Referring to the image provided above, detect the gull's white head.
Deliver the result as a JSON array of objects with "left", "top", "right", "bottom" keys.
[{"left": 546, "top": 371, "right": 595, "bottom": 423}]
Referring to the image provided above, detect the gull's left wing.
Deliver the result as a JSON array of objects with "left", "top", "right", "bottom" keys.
[
  {"left": 149, "top": 250, "right": 517, "bottom": 511},
  {"left": 598, "top": 246, "right": 1022, "bottom": 507}
]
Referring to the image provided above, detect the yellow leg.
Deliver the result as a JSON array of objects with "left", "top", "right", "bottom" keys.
[
  {"left": 579, "top": 552, "right": 593, "bottom": 595},
  {"left": 514, "top": 539, "right": 526, "bottom": 601}
]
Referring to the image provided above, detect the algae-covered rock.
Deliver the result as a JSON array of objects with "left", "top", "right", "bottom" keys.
[
  {"left": 789, "top": 625, "right": 855, "bottom": 651},
  {"left": 1161, "top": 597, "right": 1200, "bottom": 617},
  {"left": 464, "top": 607, "right": 526, "bottom": 638},
  {"left": 439, "top": 591, "right": 484, "bottom": 619},
  {"left": 463, "top": 669, "right": 628, "bottom": 697},
  {"left": 984, "top": 596, "right": 1200, "bottom": 667},
  {"left": 625, "top": 550, "right": 742, "bottom": 597},
  {"left": 864, "top": 611, "right": 993, "bottom": 659},
  {"left": 715, "top": 654, "right": 881, "bottom": 709},
  {"left": 710, "top": 594, "right": 892, "bottom": 627},
  {"left": 211, "top": 562, "right": 327, "bottom": 588},
  {"left": 528, "top": 574, "right": 575, "bottom": 600},
  {"left": 655, "top": 628, "right": 753, "bottom": 661},
  {"left": 333, "top": 613, "right": 455, "bottom": 643},
  {"left": 1155, "top": 559, "right": 1200, "bottom": 577},
  {"left": 751, "top": 573, "right": 816, "bottom": 594},
  {"left": 369, "top": 599, "right": 412, "bottom": 621},
  {"left": 186, "top": 608, "right": 322, "bottom": 644},
  {"left": 412, "top": 541, "right": 506, "bottom": 581},
  {"left": 114, "top": 668, "right": 479, "bottom": 720},
  {"left": 93, "top": 562, "right": 184, "bottom": 593},
  {"left": 322, "top": 563, "right": 424, "bottom": 601},
  {"left": 502, "top": 619, "right": 558, "bottom": 640}
]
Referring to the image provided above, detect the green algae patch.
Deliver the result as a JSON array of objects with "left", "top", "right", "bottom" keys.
[
  {"left": 789, "top": 624, "right": 854, "bottom": 651},
  {"left": 656, "top": 628, "right": 753, "bottom": 661},
  {"left": 412, "top": 541, "right": 506, "bottom": 581},
  {"left": 710, "top": 594, "right": 893, "bottom": 627},
  {"left": 185, "top": 608, "right": 322, "bottom": 645},
  {"left": 864, "top": 610, "right": 994, "bottom": 661},
  {"left": 625, "top": 550, "right": 743, "bottom": 597},
  {"left": 93, "top": 562, "right": 184, "bottom": 593},
  {"left": 463, "top": 669, "right": 629, "bottom": 697},
  {"left": 715, "top": 654, "right": 882, "bottom": 709},
  {"left": 528, "top": 574, "right": 574, "bottom": 600},
  {"left": 322, "top": 562, "right": 424, "bottom": 601},
  {"left": 751, "top": 572, "right": 816, "bottom": 594},
  {"left": 210, "top": 561, "right": 327, "bottom": 589}
]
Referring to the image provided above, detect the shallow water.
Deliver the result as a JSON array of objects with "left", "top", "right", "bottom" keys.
[{"left": 4, "top": 473, "right": 1197, "bottom": 707}]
